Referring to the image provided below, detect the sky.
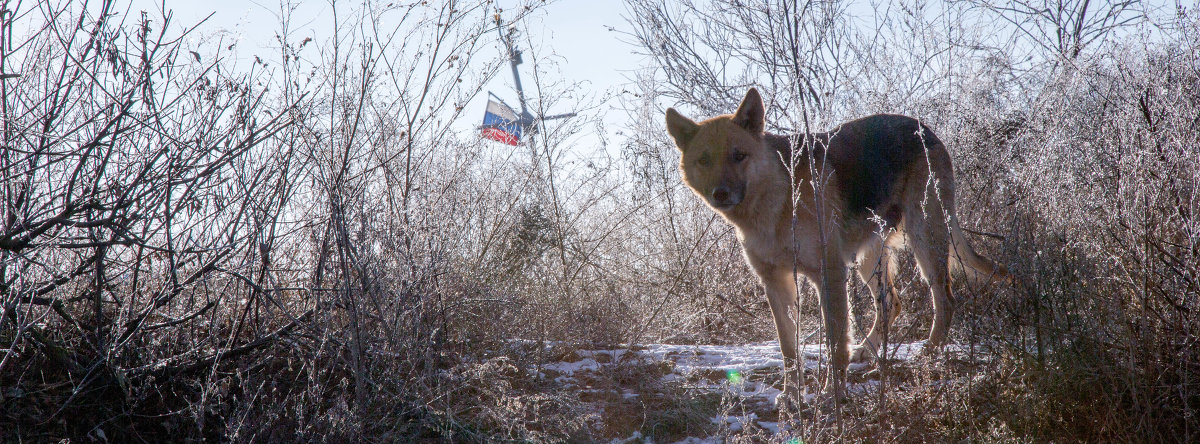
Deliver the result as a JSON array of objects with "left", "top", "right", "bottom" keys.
[
  {"left": 26, "top": 0, "right": 1181, "bottom": 151},
  {"left": 465, "top": 1, "right": 647, "bottom": 150},
  {"left": 129, "top": 0, "right": 645, "bottom": 151}
]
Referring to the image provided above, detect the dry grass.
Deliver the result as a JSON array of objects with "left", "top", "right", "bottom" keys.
[{"left": 3, "top": 1, "right": 1199, "bottom": 442}]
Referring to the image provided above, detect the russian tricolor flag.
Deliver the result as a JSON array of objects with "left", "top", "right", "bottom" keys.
[{"left": 482, "top": 100, "right": 521, "bottom": 145}]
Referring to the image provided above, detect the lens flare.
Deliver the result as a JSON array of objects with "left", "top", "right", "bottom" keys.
[{"left": 725, "top": 369, "right": 743, "bottom": 385}]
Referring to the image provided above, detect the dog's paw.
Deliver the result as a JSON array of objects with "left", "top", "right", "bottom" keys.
[
  {"left": 917, "top": 340, "right": 945, "bottom": 358},
  {"left": 774, "top": 389, "right": 801, "bottom": 411},
  {"left": 849, "top": 342, "right": 876, "bottom": 363}
]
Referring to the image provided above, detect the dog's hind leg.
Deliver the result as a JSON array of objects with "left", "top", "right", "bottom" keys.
[
  {"left": 851, "top": 237, "right": 902, "bottom": 362},
  {"left": 906, "top": 199, "right": 956, "bottom": 350}
]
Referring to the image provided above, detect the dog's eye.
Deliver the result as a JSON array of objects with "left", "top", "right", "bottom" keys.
[
  {"left": 697, "top": 155, "right": 712, "bottom": 167},
  {"left": 731, "top": 152, "right": 747, "bottom": 163}
]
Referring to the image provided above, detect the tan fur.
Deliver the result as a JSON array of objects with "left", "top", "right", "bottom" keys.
[{"left": 666, "top": 88, "right": 1009, "bottom": 396}]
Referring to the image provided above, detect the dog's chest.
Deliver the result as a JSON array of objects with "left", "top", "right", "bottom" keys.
[
  {"left": 737, "top": 225, "right": 790, "bottom": 269},
  {"left": 737, "top": 217, "right": 822, "bottom": 276}
]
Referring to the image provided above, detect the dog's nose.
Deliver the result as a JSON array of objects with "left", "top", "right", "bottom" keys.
[{"left": 712, "top": 186, "right": 731, "bottom": 204}]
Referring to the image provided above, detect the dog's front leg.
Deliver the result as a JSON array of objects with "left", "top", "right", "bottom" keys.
[
  {"left": 761, "top": 268, "right": 802, "bottom": 403},
  {"left": 817, "top": 262, "right": 851, "bottom": 395}
]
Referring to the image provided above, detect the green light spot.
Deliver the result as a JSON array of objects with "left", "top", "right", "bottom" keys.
[
  {"left": 786, "top": 439, "right": 804, "bottom": 444},
  {"left": 725, "top": 369, "right": 743, "bottom": 385}
]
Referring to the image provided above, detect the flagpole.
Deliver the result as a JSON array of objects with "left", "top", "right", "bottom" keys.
[
  {"left": 484, "top": 12, "right": 577, "bottom": 145},
  {"left": 494, "top": 14, "right": 534, "bottom": 127}
]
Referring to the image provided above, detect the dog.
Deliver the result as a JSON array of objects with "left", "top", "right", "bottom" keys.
[{"left": 665, "top": 88, "right": 1008, "bottom": 395}]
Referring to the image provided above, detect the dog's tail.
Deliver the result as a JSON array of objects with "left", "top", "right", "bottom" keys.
[{"left": 948, "top": 218, "right": 1012, "bottom": 286}]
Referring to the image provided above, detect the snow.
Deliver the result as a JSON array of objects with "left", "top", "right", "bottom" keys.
[
  {"left": 533, "top": 338, "right": 976, "bottom": 441},
  {"left": 541, "top": 357, "right": 603, "bottom": 375},
  {"left": 637, "top": 339, "right": 939, "bottom": 374},
  {"left": 756, "top": 421, "right": 780, "bottom": 434},
  {"left": 670, "top": 438, "right": 722, "bottom": 444},
  {"left": 641, "top": 342, "right": 787, "bottom": 374}
]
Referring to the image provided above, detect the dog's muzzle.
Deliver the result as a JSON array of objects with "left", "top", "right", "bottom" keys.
[{"left": 711, "top": 185, "right": 743, "bottom": 210}]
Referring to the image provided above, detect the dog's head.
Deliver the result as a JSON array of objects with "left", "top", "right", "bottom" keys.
[{"left": 665, "top": 88, "right": 766, "bottom": 213}]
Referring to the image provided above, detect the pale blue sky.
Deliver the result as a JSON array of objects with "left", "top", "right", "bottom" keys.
[
  {"left": 28, "top": 0, "right": 1177, "bottom": 151},
  {"left": 133, "top": 0, "right": 642, "bottom": 150}
]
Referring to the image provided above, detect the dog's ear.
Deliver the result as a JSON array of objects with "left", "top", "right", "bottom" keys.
[
  {"left": 732, "top": 88, "right": 764, "bottom": 134},
  {"left": 665, "top": 108, "right": 699, "bottom": 150}
]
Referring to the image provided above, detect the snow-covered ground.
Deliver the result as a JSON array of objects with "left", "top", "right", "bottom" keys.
[{"left": 530, "top": 339, "right": 975, "bottom": 442}]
